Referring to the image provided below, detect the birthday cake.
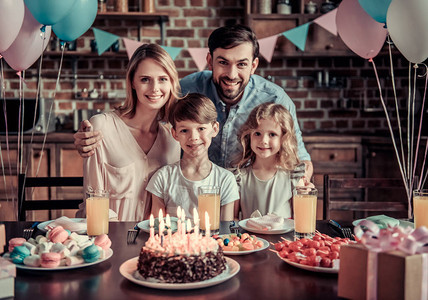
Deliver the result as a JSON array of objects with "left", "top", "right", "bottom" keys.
[{"left": 137, "top": 231, "right": 226, "bottom": 283}]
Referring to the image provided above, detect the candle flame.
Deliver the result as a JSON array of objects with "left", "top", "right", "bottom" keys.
[
  {"left": 193, "top": 207, "right": 199, "bottom": 224},
  {"left": 177, "top": 206, "right": 181, "bottom": 218},
  {"left": 186, "top": 219, "right": 192, "bottom": 232},
  {"left": 205, "top": 211, "right": 210, "bottom": 230},
  {"left": 159, "top": 209, "right": 163, "bottom": 221},
  {"left": 180, "top": 207, "right": 185, "bottom": 222},
  {"left": 166, "top": 214, "right": 171, "bottom": 227},
  {"left": 149, "top": 214, "right": 154, "bottom": 227}
]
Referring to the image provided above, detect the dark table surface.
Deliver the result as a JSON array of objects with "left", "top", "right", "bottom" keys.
[{"left": 2, "top": 221, "right": 346, "bottom": 300}]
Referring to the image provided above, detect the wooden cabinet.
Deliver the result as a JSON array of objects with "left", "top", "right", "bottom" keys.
[
  {"left": 245, "top": 0, "right": 354, "bottom": 56},
  {"left": 304, "top": 135, "right": 362, "bottom": 220},
  {"left": 0, "top": 134, "right": 83, "bottom": 221}
]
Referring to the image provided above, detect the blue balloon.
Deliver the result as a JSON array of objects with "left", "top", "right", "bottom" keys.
[
  {"left": 24, "top": 0, "right": 76, "bottom": 25},
  {"left": 52, "top": 0, "right": 97, "bottom": 42},
  {"left": 358, "top": 0, "right": 392, "bottom": 24}
]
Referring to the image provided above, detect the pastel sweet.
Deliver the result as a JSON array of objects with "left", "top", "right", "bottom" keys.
[
  {"left": 36, "top": 242, "right": 52, "bottom": 254},
  {"left": 68, "top": 244, "right": 81, "bottom": 256},
  {"left": 63, "top": 239, "right": 77, "bottom": 249},
  {"left": 8, "top": 237, "right": 26, "bottom": 252},
  {"left": 48, "top": 226, "right": 69, "bottom": 244},
  {"left": 65, "top": 256, "right": 84, "bottom": 266},
  {"left": 82, "top": 244, "right": 100, "bottom": 263},
  {"left": 27, "top": 238, "right": 37, "bottom": 246},
  {"left": 10, "top": 245, "right": 31, "bottom": 264},
  {"left": 23, "top": 255, "right": 41, "bottom": 267},
  {"left": 40, "top": 252, "right": 61, "bottom": 268},
  {"left": 51, "top": 243, "right": 70, "bottom": 258},
  {"left": 35, "top": 235, "right": 48, "bottom": 244},
  {"left": 22, "top": 241, "right": 37, "bottom": 255},
  {"left": 94, "top": 234, "right": 111, "bottom": 250}
]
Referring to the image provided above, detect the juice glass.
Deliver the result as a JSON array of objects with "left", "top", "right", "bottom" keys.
[
  {"left": 293, "top": 186, "right": 317, "bottom": 240},
  {"left": 198, "top": 186, "right": 221, "bottom": 235},
  {"left": 413, "top": 189, "right": 428, "bottom": 229},
  {"left": 86, "top": 188, "right": 109, "bottom": 236}
]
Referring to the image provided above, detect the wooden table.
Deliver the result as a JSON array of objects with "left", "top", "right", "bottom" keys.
[{"left": 2, "top": 221, "right": 344, "bottom": 300}]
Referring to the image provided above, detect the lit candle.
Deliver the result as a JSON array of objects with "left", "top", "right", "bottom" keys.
[
  {"left": 180, "top": 208, "right": 185, "bottom": 236},
  {"left": 205, "top": 211, "right": 210, "bottom": 237},
  {"left": 149, "top": 214, "right": 154, "bottom": 239},
  {"left": 193, "top": 207, "right": 199, "bottom": 237},
  {"left": 177, "top": 206, "right": 182, "bottom": 235},
  {"left": 186, "top": 219, "right": 192, "bottom": 252},
  {"left": 166, "top": 214, "right": 172, "bottom": 240},
  {"left": 159, "top": 218, "right": 165, "bottom": 238}
]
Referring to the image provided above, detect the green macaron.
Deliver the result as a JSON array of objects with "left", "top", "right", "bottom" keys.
[
  {"left": 82, "top": 244, "right": 100, "bottom": 263},
  {"left": 11, "top": 245, "right": 31, "bottom": 264}
]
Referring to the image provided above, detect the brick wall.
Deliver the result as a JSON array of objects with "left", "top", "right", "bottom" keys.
[{"left": 1, "top": 1, "right": 424, "bottom": 135}]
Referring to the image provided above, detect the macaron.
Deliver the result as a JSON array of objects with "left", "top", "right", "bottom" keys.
[
  {"left": 23, "top": 255, "right": 41, "bottom": 267},
  {"left": 40, "top": 252, "right": 61, "bottom": 268},
  {"left": 10, "top": 245, "right": 31, "bottom": 264},
  {"left": 94, "top": 234, "right": 112, "bottom": 250},
  {"left": 51, "top": 243, "right": 71, "bottom": 258},
  {"left": 82, "top": 244, "right": 100, "bottom": 263},
  {"left": 48, "top": 226, "right": 69, "bottom": 244},
  {"left": 8, "top": 237, "right": 26, "bottom": 252}
]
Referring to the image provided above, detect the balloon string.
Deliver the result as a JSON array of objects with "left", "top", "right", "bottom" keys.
[
  {"left": 0, "top": 58, "right": 13, "bottom": 204},
  {"left": 412, "top": 65, "right": 427, "bottom": 190},
  {"left": 369, "top": 58, "right": 411, "bottom": 218},
  {"left": 407, "top": 63, "right": 411, "bottom": 183},
  {"left": 408, "top": 64, "right": 417, "bottom": 192},
  {"left": 387, "top": 34, "right": 407, "bottom": 181}
]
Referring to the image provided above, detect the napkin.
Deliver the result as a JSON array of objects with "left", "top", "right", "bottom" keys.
[
  {"left": 355, "top": 214, "right": 400, "bottom": 229},
  {"left": 45, "top": 216, "right": 87, "bottom": 232},
  {"left": 246, "top": 213, "right": 284, "bottom": 231}
]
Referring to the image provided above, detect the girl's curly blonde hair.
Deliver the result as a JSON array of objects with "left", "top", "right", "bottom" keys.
[{"left": 234, "top": 102, "right": 300, "bottom": 170}]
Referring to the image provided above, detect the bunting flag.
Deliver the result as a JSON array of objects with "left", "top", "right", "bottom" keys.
[
  {"left": 282, "top": 23, "right": 311, "bottom": 51},
  {"left": 258, "top": 35, "right": 279, "bottom": 63},
  {"left": 313, "top": 8, "right": 338, "bottom": 36},
  {"left": 123, "top": 38, "right": 144, "bottom": 59},
  {"left": 161, "top": 46, "right": 182, "bottom": 60},
  {"left": 187, "top": 48, "right": 209, "bottom": 71},
  {"left": 92, "top": 28, "right": 120, "bottom": 56}
]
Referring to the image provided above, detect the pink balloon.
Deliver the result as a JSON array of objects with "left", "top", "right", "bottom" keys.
[
  {"left": 336, "top": 0, "right": 388, "bottom": 59},
  {"left": 1, "top": 6, "right": 51, "bottom": 71},
  {"left": 0, "top": 0, "right": 25, "bottom": 52}
]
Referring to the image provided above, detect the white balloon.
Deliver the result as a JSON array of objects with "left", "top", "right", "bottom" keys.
[{"left": 387, "top": 0, "right": 428, "bottom": 63}]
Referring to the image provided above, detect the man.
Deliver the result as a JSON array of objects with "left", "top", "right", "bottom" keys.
[{"left": 74, "top": 24, "right": 313, "bottom": 179}]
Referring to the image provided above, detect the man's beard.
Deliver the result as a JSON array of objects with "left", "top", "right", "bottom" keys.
[{"left": 214, "top": 77, "right": 246, "bottom": 102}]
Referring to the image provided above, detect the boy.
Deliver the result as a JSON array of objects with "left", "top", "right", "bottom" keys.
[{"left": 146, "top": 93, "right": 239, "bottom": 220}]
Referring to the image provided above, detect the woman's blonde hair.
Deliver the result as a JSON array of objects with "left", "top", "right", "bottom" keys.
[
  {"left": 116, "top": 44, "right": 180, "bottom": 122},
  {"left": 235, "top": 102, "right": 300, "bottom": 170}
]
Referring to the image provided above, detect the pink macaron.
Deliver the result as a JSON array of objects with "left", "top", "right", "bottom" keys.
[
  {"left": 8, "top": 237, "right": 26, "bottom": 252},
  {"left": 48, "top": 226, "right": 69, "bottom": 244},
  {"left": 40, "top": 252, "right": 61, "bottom": 268},
  {"left": 94, "top": 234, "right": 112, "bottom": 250}
]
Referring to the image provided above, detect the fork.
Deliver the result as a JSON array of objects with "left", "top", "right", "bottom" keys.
[
  {"left": 127, "top": 223, "right": 140, "bottom": 244},
  {"left": 341, "top": 226, "right": 354, "bottom": 240},
  {"left": 328, "top": 220, "right": 354, "bottom": 240},
  {"left": 229, "top": 221, "right": 240, "bottom": 234},
  {"left": 23, "top": 222, "right": 39, "bottom": 240}
]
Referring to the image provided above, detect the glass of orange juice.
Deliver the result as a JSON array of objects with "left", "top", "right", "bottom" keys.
[
  {"left": 413, "top": 189, "right": 428, "bottom": 229},
  {"left": 86, "top": 188, "right": 109, "bottom": 236},
  {"left": 198, "top": 186, "right": 221, "bottom": 235},
  {"left": 293, "top": 186, "right": 317, "bottom": 240}
]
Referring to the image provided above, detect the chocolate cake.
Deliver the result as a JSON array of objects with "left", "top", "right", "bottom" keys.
[{"left": 137, "top": 232, "right": 227, "bottom": 283}]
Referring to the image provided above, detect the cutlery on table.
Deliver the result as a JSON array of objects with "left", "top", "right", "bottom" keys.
[
  {"left": 328, "top": 220, "right": 354, "bottom": 240},
  {"left": 229, "top": 221, "right": 239, "bottom": 234},
  {"left": 23, "top": 222, "right": 40, "bottom": 240},
  {"left": 127, "top": 223, "right": 140, "bottom": 244}
]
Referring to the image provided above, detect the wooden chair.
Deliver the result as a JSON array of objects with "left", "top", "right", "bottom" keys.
[
  {"left": 323, "top": 174, "right": 408, "bottom": 220},
  {"left": 18, "top": 174, "right": 84, "bottom": 221}
]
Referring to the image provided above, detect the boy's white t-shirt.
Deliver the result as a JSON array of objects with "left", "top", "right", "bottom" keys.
[
  {"left": 146, "top": 161, "right": 239, "bottom": 218},
  {"left": 235, "top": 166, "right": 301, "bottom": 220}
]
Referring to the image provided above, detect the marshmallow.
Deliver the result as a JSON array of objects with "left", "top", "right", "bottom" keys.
[
  {"left": 65, "top": 256, "right": 84, "bottom": 266},
  {"left": 22, "top": 242, "right": 37, "bottom": 255},
  {"left": 23, "top": 255, "right": 41, "bottom": 267},
  {"left": 35, "top": 235, "right": 48, "bottom": 244}
]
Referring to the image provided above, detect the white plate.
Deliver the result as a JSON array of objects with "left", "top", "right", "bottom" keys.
[
  {"left": 120, "top": 256, "right": 239, "bottom": 290},
  {"left": 352, "top": 218, "right": 414, "bottom": 229},
  {"left": 238, "top": 218, "right": 294, "bottom": 234},
  {"left": 276, "top": 252, "right": 338, "bottom": 274},
  {"left": 37, "top": 218, "right": 87, "bottom": 234},
  {"left": 217, "top": 235, "right": 269, "bottom": 256},
  {"left": 14, "top": 248, "right": 113, "bottom": 271},
  {"left": 137, "top": 218, "right": 179, "bottom": 234}
]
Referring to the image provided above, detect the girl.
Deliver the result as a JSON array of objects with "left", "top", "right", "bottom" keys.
[
  {"left": 233, "top": 102, "right": 311, "bottom": 220},
  {"left": 77, "top": 44, "right": 181, "bottom": 221}
]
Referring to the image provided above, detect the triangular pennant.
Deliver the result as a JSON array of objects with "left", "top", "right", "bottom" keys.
[
  {"left": 187, "top": 48, "right": 209, "bottom": 71},
  {"left": 258, "top": 35, "right": 279, "bottom": 63},
  {"left": 161, "top": 46, "right": 182, "bottom": 60},
  {"left": 123, "top": 38, "right": 144, "bottom": 59},
  {"left": 282, "top": 23, "right": 311, "bottom": 52},
  {"left": 92, "top": 28, "right": 120, "bottom": 56},
  {"left": 313, "top": 8, "right": 338, "bottom": 36}
]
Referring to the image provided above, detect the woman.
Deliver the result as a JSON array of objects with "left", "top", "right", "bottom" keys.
[{"left": 76, "top": 44, "right": 181, "bottom": 221}]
